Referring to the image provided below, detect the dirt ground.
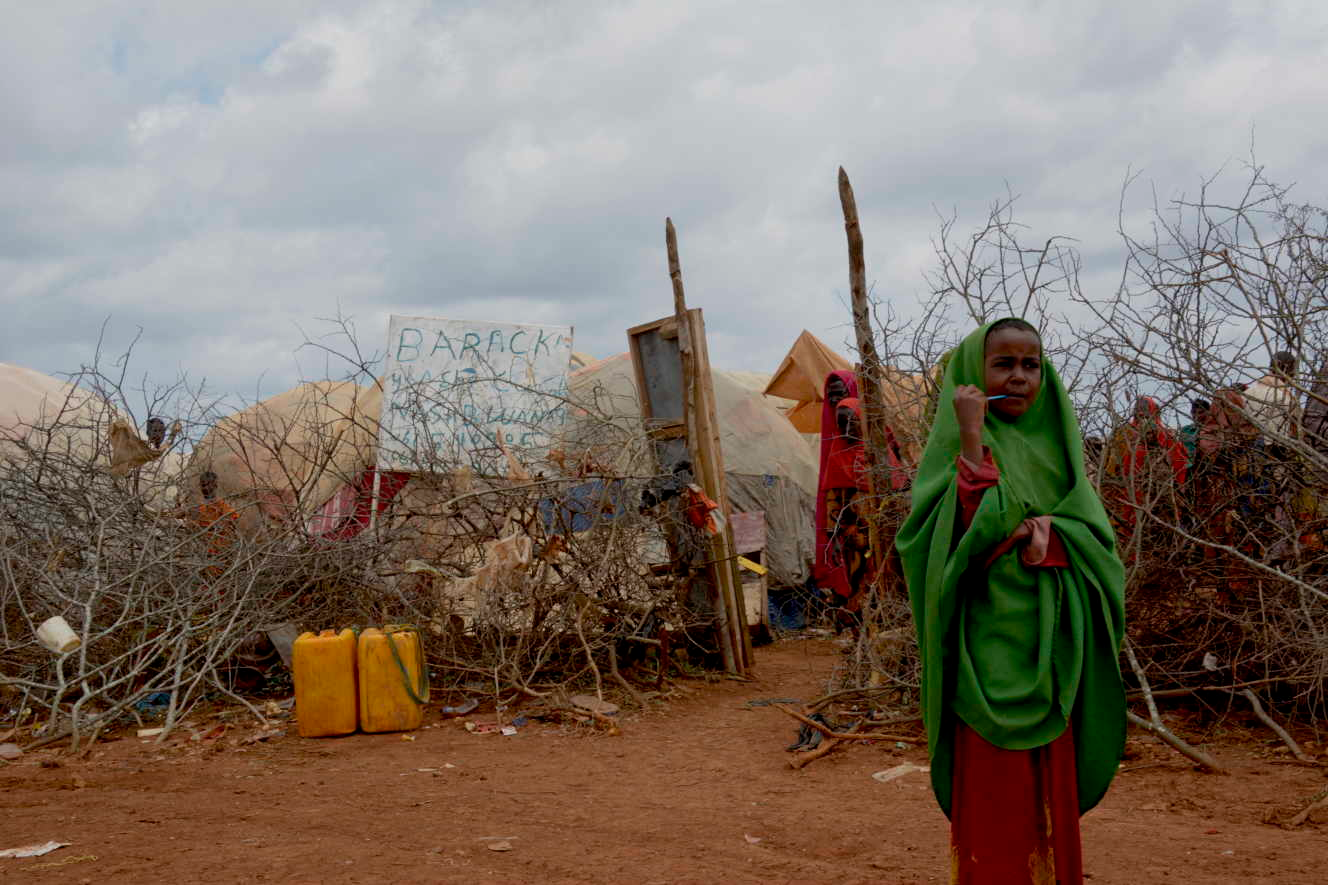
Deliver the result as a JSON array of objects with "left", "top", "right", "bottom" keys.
[{"left": 3, "top": 638, "right": 1327, "bottom": 884}]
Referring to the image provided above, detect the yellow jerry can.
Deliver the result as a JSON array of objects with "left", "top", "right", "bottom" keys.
[
  {"left": 358, "top": 626, "right": 429, "bottom": 733},
  {"left": 292, "top": 629, "right": 358, "bottom": 738}
]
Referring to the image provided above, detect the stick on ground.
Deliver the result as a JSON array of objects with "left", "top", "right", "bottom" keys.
[
  {"left": 1286, "top": 786, "right": 1328, "bottom": 828},
  {"left": 1234, "top": 688, "right": 1317, "bottom": 765},
  {"left": 774, "top": 704, "right": 921, "bottom": 744},
  {"left": 1124, "top": 640, "right": 1224, "bottom": 773}
]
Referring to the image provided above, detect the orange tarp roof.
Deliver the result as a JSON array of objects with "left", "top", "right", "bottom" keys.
[
  {"left": 763, "top": 330, "right": 852, "bottom": 403},
  {"left": 763, "top": 332, "right": 931, "bottom": 450}
]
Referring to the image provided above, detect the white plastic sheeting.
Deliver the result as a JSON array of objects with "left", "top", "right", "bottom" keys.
[{"left": 565, "top": 353, "right": 816, "bottom": 587}]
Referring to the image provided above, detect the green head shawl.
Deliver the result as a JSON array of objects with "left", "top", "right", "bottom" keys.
[{"left": 895, "top": 319, "right": 1126, "bottom": 817}]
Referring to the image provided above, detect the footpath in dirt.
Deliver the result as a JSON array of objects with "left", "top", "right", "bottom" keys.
[{"left": 3, "top": 639, "right": 1327, "bottom": 884}]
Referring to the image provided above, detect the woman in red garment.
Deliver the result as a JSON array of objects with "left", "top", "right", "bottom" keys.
[
  {"left": 1102, "top": 396, "right": 1188, "bottom": 544},
  {"left": 822, "top": 397, "right": 872, "bottom": 608},
  {"left": 813, "top": 370, "right": 859, "bottom": 603},
  {"left": 817, "top": 377, "right": 911, "bottom": 612},
  {"left": 897, "top": 318, "right": 1126, "bottom": 883}
]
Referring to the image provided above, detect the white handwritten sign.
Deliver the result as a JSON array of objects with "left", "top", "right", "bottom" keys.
[{"left": 377, "top": 315, "right": 574, "bottom": 473}]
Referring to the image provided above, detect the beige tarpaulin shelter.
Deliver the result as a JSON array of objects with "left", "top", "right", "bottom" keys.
[
  {"left": 1, "top": 363, "right": 189, "bottom": 508},
  {"left": 185, "top": 380, "right": 385, "bottom": 531},
  {"left": 725, "top": 370, "right": 797, "bottom": 406},
  {"left": 563, "top": 353, "right": 817, "bottom": 587},
  {"left": 0, "top": 362, "right": 117, "bottom": 467}
]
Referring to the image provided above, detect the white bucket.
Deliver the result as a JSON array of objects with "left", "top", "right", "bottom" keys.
[{"left": 36, "top": 616, "right": 81, "bottom": 654}]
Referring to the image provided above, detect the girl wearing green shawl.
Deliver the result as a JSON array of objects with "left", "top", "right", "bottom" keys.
[{"left": 896, "top": 319, "right": 1126, "bottom": 884}]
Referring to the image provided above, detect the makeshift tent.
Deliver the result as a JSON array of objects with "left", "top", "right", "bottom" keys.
[
  {"left": 763, "top": 330, "right": 853, "bottom": 433},
  {"left": 0, "top": 363, "right": 188, "bottom": 512},
  {"left": 726, "top": 369, "right": 798, "bottom": 407},
  {"left": 0, "top": 362, "right": 128, "bottom": 473},
  {"left": 763, "top": 331, "right": 932, "bottom": 461},
  {"left": 186, "top": 380, "right": 406, "bottom": 536},
  {"left": 563, "top": 353, "right": 817, "bottom": 587}
]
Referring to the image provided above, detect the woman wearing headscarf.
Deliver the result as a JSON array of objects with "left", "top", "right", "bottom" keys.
[
  {"left": 1178, "top": 399, "right": 1210, "bottom": 469},
  {"left": 814, "top": 370, "right": 859, "bottom": 602},
  {"left": 823, "top": 396, "right": 872, "bottom": 609},
  {"left": 896, "top": 318, "right": 1126, "bottom": 883},
  {"left": 817, "top": 371, "right": 911, "bottom": 612},
  {"left": 1102, "top": 396, "right": 1188, "bottom": 544}
]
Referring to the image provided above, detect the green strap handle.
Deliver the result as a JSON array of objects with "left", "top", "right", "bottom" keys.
[{"left": 382, "top": 624, "right": 430, "bottom": 707}]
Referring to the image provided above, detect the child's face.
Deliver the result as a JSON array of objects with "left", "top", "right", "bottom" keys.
[
  {"left": 826, "top": 374, "right": 849, "bottom": 408},
  {"left": 983, "top": 328, "right": 1042, "bottom": 420}
]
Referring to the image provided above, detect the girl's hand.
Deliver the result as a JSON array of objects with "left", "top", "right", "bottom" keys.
[
  {"left": 953, "top": 385, "right": 987, "bottom": 464},
  {"left": 982, "top": 519, "right": 1035, "bottom": 568},
  {"left": 953, "top": 385, "right": 987, "bottom": 436}
]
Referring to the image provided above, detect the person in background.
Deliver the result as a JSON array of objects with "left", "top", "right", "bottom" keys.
[
  {"left": 818, "top": 374, "right": 913, "bottom": 620},
  {"left": 146, "top": 416, "right": 167, "bottom": 450},
  {"left": 1298, "top": 363, "right": 1328, "bottom": 553},
  {"left": 1305, "top": 362, "right": 1328, "bottom": 453},
  {"left": 1245, "top": 352, "right": 1303, "bottom": 560},
  {"left": 1102, "top": 396, "right": 1188, "bottom": 547},
  {"left": 897, "top": 317, "right": 1125, "bottom": 884},
  {"left": 813, "top": 370, "right": 859, "bottom": 604},
  {"left": 824, "top": 396, "right": 872, "bottom": 620},
  {"left": 188, "top": 471, "right": 280, "bottom": 687},
  {"left": 1193, "top": 388, "right": 1263, "bottom": 555},
  {"left": 1176, "top": 399, "right": 1211, "bottom": 532},
  {"left": 1179, "top": 399, "right": 1210, "bottom": 469},
  {"left": 161, "top": 470, "right": 239, "bottom": 586},
  {"left": 1245, "top": 351, "right": 1301, "bottom": 443},
  {"left": 109, "top": 415, "right": 178, "bottom": 483}
]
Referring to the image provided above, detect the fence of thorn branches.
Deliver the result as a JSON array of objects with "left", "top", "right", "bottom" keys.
[
  {"left": 839, "top": 165, "right": 1328, "bottom": 754},
  {"left": 6, "top": 163, "right": 1325, "bottom": 761},
  {"left": 371, "top": 357, "right": 725, "bottom": 710},
  {"left": 0, "top": 347, "right": 727, "bottom": 751}
]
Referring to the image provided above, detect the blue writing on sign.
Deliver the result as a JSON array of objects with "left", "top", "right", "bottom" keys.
[{"left": 382, "top": 318, "right": 572, "bottom": 473}]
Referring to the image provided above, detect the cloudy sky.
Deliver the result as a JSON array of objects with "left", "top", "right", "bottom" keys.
[{"left": 3, "top": 0, "right": 1326, "bottom": 415}]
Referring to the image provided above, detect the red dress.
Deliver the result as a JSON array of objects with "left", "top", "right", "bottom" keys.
[{"left": 951, "top": 450, "right": 1082, "bottom": 884}]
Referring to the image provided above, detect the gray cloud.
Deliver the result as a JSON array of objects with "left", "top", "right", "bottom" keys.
[{"left": 3, "top": 0, "right": 1326, "bottom": 411}]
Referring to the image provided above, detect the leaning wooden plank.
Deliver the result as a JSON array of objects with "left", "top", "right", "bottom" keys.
[
  {"left": 689, "top": 306, "right": 752, "bottom": 669},
  {"left": 666, "top": 218, "right": 738, "bottom": 675}
]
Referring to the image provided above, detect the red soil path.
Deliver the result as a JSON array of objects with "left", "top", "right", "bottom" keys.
[{"left": 3, "top": 639, "right": 1326, "bottom": 883}]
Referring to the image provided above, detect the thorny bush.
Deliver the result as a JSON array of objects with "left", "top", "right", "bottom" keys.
[
  {"left": 841, "top": 164, "right": 1327, "bottom": 735},
  {"left": 0, "top": 347, "right": 731, "bottom": 750}
]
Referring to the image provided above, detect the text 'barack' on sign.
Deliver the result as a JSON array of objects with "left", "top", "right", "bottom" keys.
[{"left": 377, "top": 315, "right": 573, "bottom": 474}]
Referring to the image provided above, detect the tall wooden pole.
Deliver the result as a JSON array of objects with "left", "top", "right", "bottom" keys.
[
  {"left": 838, "top": 168, "right": 890, "bottom": 594},
  {"left": 666, "top": 218, "right": 741, "bottom": 674},
  {"left": 666, "top": 219, "right": 696, "bottom": 443}
]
